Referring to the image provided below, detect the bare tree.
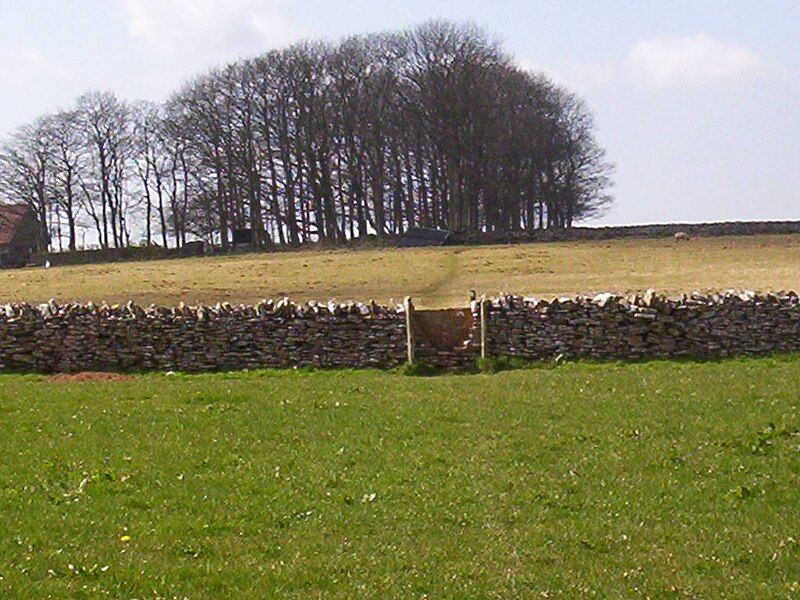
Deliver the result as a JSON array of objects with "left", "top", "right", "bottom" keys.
[
  {"left": 76, "top": 91, "right": 132, "bottom": 248},
  {"left": 41, "top": 110, "right": 87, "bottom": 250},
  {"left": 2, "top": 20, "right": 613, "bottom": 254},
  {"left": 0, "top": 118, "right": 53, "bottom": 251}
]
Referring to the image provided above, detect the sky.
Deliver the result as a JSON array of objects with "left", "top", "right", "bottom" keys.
[{"left": 1, "top": 0, "right": 798, "bottom": 226}]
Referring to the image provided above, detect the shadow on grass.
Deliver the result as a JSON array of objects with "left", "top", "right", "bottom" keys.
[
  {"left": 463, "top": 351, "right": 800, "bottom": 376},
  {"left": 3, "top": 352, "right": 800, "bottom": 381}
]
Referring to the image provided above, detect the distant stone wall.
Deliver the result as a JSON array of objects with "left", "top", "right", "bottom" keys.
[
  {"left": 476, "top": 291, "right": 800, "bottom": 361},
  {"left": 32, "top": 244, "right": 202, "bottom": 268},
  {"left": 452, "top": 220, "right": 800, "bottom": 245},
  {"left": 0, "top": 300, "right": 408, "bottom": 373}
]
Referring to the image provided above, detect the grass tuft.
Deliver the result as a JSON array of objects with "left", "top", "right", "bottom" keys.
[
  {"left": 399, "top": 361, "right": 442, "bottom": 376},
  {"left": 476, "top": 355, "right": 533, "bottom": 373}
]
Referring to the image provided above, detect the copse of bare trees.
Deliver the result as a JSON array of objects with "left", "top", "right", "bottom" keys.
[{"left": 0, "top": 21, "right": 612, "bottom": 252}]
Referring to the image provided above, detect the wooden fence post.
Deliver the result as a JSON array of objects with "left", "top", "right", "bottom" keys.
[
  {"left": 404, "top": 296, "right": 414, "bottom": 365},
  {"left": 480, "top": 294, "right": 487, "bottom": 359}
]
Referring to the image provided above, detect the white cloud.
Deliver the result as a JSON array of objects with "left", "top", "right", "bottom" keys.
[
  {"left": 0, "top": 45, "right": 78, "bottom": 135},
  {"left": 521, "top": 34, "right": 765, "bottom": 93},
  {"left": 0, "top": 45, "right": 50, "bottom": 88},
  {"left": 121, "top": 0, "right": 301, "bottom": 56},
  {"left": 627, "top": 34, "right": 763, "bottom": 88},
  {"left": 0, "top": 44, "right": 74, "bottom": 91},
  {"left": 0, "top": 45, "right": 47, "bottom": 69}
]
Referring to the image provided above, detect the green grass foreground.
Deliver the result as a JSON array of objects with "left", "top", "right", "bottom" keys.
[{"left": 0, "top": 359, "right": 798, "bottom": 598}]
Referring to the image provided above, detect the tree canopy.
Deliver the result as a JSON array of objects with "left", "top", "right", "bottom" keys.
[{"left": 0, "top": 21, "right": 613, "bottom": 252}]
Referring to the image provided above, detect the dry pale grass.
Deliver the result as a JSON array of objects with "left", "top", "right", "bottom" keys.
[{"left": 2, "top": 234, "right": 800, "bottom": 308}]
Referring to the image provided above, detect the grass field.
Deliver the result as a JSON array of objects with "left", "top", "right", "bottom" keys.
[
  {"left": 4, "top": 234, "right": 800, "bottom": 308},
  {"left": 0, "top": 359, "right": 798, "bottom": 598}
]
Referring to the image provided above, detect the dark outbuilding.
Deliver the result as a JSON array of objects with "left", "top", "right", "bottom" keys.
[{"left": 397, "top": 227, "right": 452, "bottom": 248}]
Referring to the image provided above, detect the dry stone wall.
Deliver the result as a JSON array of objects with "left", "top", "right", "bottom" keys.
[
  {"left": 0, "top": 299, "right": 407, "bottom": 373},
  {"left": 3, "top": 290, "right": 800, "bottom": 374},
  {"left": 476, "top": 290, "right": 800, "bottom": 361}
]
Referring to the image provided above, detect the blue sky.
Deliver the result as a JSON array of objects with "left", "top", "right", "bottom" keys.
[{"left": 1, "top": 0, "right": 798, "bottom": 225}]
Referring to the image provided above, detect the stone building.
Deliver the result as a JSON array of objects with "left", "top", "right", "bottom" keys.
[{"left": 0, "top": 204, "right": 40, "bottom": 268}]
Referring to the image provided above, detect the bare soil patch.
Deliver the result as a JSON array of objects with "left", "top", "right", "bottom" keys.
[{"left": 49, "top": 372, "right": 133, "bottom": 383}]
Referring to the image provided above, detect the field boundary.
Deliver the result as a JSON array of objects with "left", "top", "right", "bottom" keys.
[
  {"left": 451, "top": 219, "right": 800, "bottom": 245},
  {"left": 3, "top": 290, "right": 800, "bottom": 373}
]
